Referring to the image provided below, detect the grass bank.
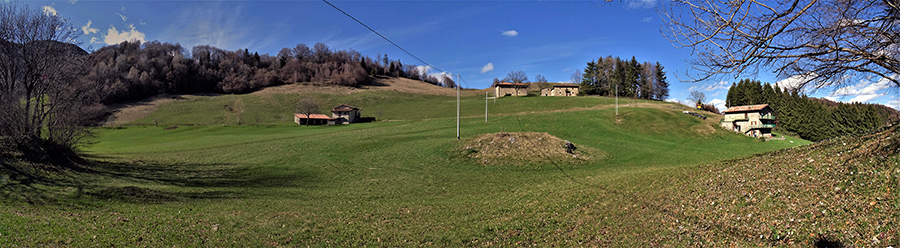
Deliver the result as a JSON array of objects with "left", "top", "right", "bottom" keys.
[{"left": 1, "top": 93, "right": 820, "bottom": 246}]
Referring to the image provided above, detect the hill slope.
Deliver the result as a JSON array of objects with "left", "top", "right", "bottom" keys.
[
  {"left": 1, "top": 92, "right": 818, "bottom": 246},
  {"left": 652, "top": 126, "right": 899, "bottom": 246},
  {"left": 102, "top": 77, "right": 481, "bottom": 126}
]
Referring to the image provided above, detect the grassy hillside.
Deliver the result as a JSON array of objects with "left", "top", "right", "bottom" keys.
[{"left": 0, "top": 89, "right": 824, "bottom": 246}]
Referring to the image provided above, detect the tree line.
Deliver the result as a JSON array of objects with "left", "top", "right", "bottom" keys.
[
  {"left": 578, "top": 56, "right": 669, "bottom": 100},
  {"left": 87, "top": 40, "right": 451, "bottom": 104},
  {"left": 0, "top": 3, "right": 457, "bottom": 159},
  {"left": 726, "top": 79, "right": 898, "bottom": 141}
]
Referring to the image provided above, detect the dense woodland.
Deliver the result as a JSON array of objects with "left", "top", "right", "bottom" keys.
[
  {"left": 726, "top": 79, "right": 899, "bottom": 141},
  {"left": 86, "top": 40, "right": 451, "bottom": 104},
  {"left": 578, "top": 56, "right": 669, "bottom": 101}
]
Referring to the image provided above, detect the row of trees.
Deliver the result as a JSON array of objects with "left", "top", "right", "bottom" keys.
[
  {"left": 0, "top": 3, "right": 455, "bottom": 156},
  {"left": 0, "top": 3, "right": 104, "bottom": 152},
  {"left": 86, "top": 40, "right": 449, "bottom": 104},
  {"left": 726, "top": 80, "right": 896, "bottom": 141},
  {"left": 578, "top": 56, "right": 669, "bottom": 100}
]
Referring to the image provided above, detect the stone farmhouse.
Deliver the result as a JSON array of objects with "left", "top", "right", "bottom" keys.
[
  {"left": 331, "top": 104, "right": 360, "bottom": 124},
  {"left": 540, "top": 83, "right": 580, "bottom": 96},
  {"left": 494, "top": 82, "right": 528, "bottom": 97},
  {"left": 294, "top": 104, "right": 361, "bottom": 126},
  {"left": 720, "top": 104, "right": 776, "bottom": 138}
]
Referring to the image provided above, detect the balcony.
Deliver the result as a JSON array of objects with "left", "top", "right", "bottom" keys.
[
  {"left": 749, "top": 124, "right": 776, "bottom": 129},
  {"left": 759, "top": 114, "right": 776, "bottom": 120}
]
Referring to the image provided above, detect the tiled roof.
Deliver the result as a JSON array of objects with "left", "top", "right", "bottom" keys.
[
  {"left": 332, "top": 104, "right": 358, "bottom": 112},
  {"left": 723, "top": 104, "right": 770, "bottom": 113},
  {"left": 496, "top": 82, "right": 528, "bottom": 87},
  {"left": 554, "top": 83, "right": 580, "bottom": 87},
  {"left": 294, "top": 113, "right": 335, "bottom": 120}
]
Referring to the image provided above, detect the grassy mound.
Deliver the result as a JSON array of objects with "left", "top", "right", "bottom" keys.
[
  {"left": 655, "top": 126, "right": 899, "bottom": 246},
  {"left": 461, "top": 132, "right": 597, "bottom": 165}
]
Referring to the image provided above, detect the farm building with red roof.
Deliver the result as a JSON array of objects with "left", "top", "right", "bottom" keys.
[{"left": 720, "top": 104, "right": 776, "bottom": 138}]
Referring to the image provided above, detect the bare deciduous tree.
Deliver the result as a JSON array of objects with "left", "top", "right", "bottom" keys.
[
  {"left": 662, "top": 0, "right": 900, "bottom": 90},
  {"left": 441, "top": 74, "right": 456, "bottom": 89},
  {"left": 0, "top": 2, "right": 94, "bottom": 149},
  {"left": 503, "top": 70, "right": 528, "bottom": 96},
  {"left": 688, "top": 90, "right": 706, "bottom": 107},
  {"left": 534, "top": 74, "right": 550, "bottom": 93},
  {"left": 295, "top": 98, "right": 320, "bottom": 126}
]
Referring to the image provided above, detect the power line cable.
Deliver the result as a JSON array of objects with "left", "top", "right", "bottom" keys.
[{"left": 322, "top": 0, "right": 444, "bottom": 73}]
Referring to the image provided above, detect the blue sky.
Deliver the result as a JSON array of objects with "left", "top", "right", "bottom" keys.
[{"left": 29, "top": 0, "right": 900, "bottom": 110}]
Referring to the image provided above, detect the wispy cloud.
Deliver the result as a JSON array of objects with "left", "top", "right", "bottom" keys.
[
  {"left": 326, "top": 21, "right": 439, "bottom": 52},
  {"left": 642, "top": 17, "right": 652, "bottom": 22},
  {"left": 490, "top": 37, "right": 609, "bottom": 71},
  {"left": 887, "top": 98, "right": 900, "bottom": 110},
  {"left": 102, "top": 24, "right": 146, "bottom": 45},
  {"left": 501, "top": 30, "right": 518, "bottom": 37},
  {"left": 826, "top": 75, "right": 895, "bottom": 103},
  {"left": 42, "top": 5, "right": 57, "bottom": 16},
  {"left": 481, "top": 63, "right": 494, "bottom": 73},
  {"left": 81, "top": 20, "right": 99, "bottom": 34},
  {"left": 117, "top": 13, "right": 127, "bottom": 22},
  {"left": 69, "top": 0, "right": 77, "bottom": 4},
  {"left": 160, "top": 4, "right": 249, "bottom": 50},
  {"left": 702, "top": 81, "right": 731, "bottom": 91},
  {"left": 627, "top": 0, "right": 657, "bottom": 9}
]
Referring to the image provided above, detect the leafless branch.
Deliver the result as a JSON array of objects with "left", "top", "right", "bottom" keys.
[{"left": 661, "top": 0, "right": 900, "bottom": 91}]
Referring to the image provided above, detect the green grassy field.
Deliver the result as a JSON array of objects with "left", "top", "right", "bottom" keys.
[{"left": 1, "top": 92, "right": 821, "bottom": 246}]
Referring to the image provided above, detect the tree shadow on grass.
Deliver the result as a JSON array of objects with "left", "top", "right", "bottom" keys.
[{"left": 0, "top": 153, "right": 317, "bottom": 206}]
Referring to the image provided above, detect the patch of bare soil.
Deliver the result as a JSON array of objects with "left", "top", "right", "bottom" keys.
[
  {"left": 250, "top": 77, "right": 485, "bottom": 97},
  {"left": 250, "top": 83, "right": 364, "bottom": 96},
  {"left": 102, "top": 94, "right": 193, "bottom": 126},
  {"left": 363, "top": 77, "right": 484, "bottom": 97},
  {"left": 461, "top": 132, "right": 599, "bottom": 165}
]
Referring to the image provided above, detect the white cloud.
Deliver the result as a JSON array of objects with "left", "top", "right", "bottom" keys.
[
  {"left": 501, "top": 30, "right": 518, "bottom": 37},
  {"left": 827, "top": 75, "right": 894, "bottom": 103},
  {"left": 117, "top": 13, "right": 127, "bottom": 22},
  {"left": 42, "top": 6, "right": 57, "bottom": 16},
  {"left": 776, "top": 73, "right": 817, "bottom": 93},
  {"left": 481, "top": 63, "right": 494, "bottom": 73},
  {"left": 69, "top": 0, "right": 77, "bottom": 4},
  {"left": 628, "top": 0, "right": 657, "bottom": 9},
  {"left": 703, "top": 80, "right": 730, "bottom": 91},
  {"left": 139, "top": 20, "right": 147, "bottom": 25},
  {"left": 81, "top": 20, "right": 99, "bottom": 34},
  {"left": 415, "top": 65, "right": 455, "bottom": 85},
  {"left": 888, "top": 99, "right": 900, "bottom": 110},
  {"left": 90, "top": 37, "right": 101, "bottom": 44},
  {"left": 709, "top": 98, "right": 726, "bottom": 112},
  {"left": 642, "top": 17, "right": 652, "bottom": 23},
  {"left": 102, "top": 24, "right": 146, "bottom": 45}
]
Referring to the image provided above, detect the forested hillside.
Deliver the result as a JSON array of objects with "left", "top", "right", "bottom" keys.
[
  {"left": 726, "top": 79, "right": 899, "bottom": 141},
  {"left": 85, "top": 40, "right": 450, "bottom": 104}
]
